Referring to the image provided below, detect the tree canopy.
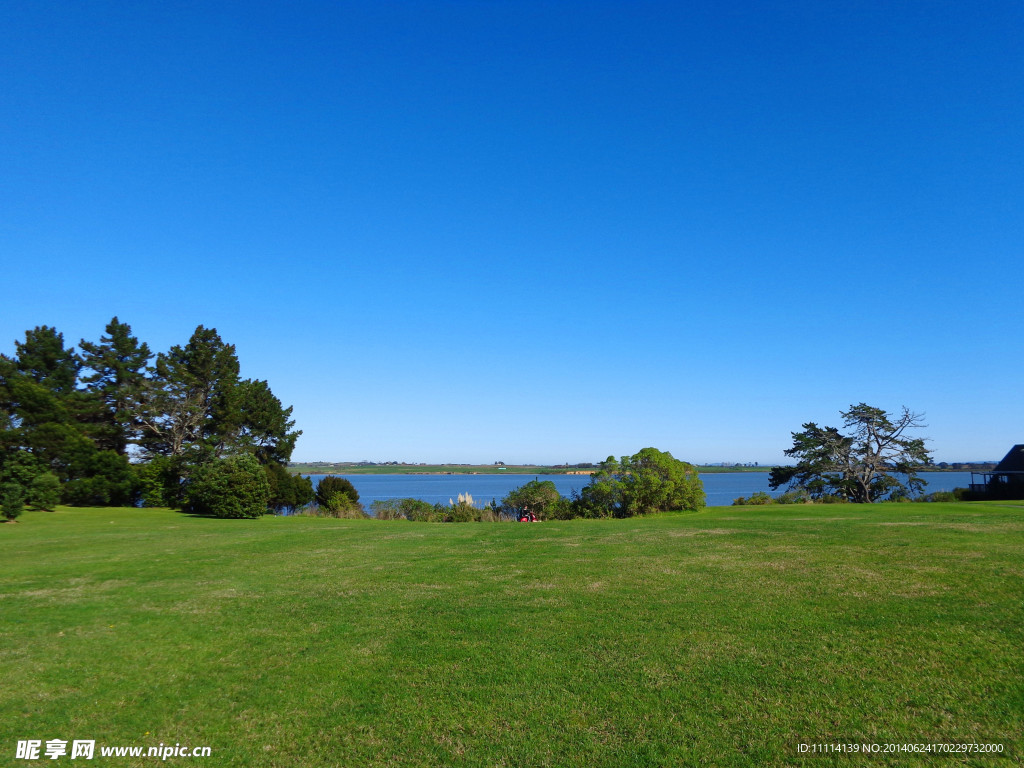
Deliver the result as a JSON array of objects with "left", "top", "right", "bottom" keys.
[
  {"left": 769, "top": 403, "right": 932, "bottom": 503},
  {"left": 574, "top": 448, "right": 705, "bottom": 517},
  {"left": 0, "top": 319, "right": 302, "bottom": 512}
]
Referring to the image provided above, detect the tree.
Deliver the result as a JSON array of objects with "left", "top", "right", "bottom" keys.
[
  {"left": 184, "top": 453, "right": 270, "bottom": 519},
  {"left": 264, "top": 462, "right": 313, "bottom": 514},
  {"left": 78, "top": 317, "right": 152, "bottom": 455},
  {"left": 314, "top": 476, "right": 362, "bottom": 514},
  {"left": 769, "top": 403, "right": 932, "bottom": 503},
  {"left": 500, "top": 479, "right": 568, "bottom": 520},
  {"left": 0, "top": 452, "right": 62, "bottom": 511},
  {"left": 132, "top": 456, "right": 178, "bottom": 508},
  {"left": 62, "top": 449, "right": 137, "bottom": 506},
  {"left": 137, "top": 325, "right": 241, "bottom": 463},
  {"left": 0, "top": 328, "right": 98, "bottom": 484},
  {"left": 1, "top": 481, "right": 25, "bottom": 521},
  {"left": 232, "top": 379, "right": 301, "bottom": 465},
  {"left": 618, "top": 447, "right": 706, "bottom": 515},
  {"left": 13, "top": 326, "right": 80, "bottom": 395},
  {"left": 574, "top": 449, "right": 705, "bottom": 517},
  {"left": 2, "top": 320, "right": 304, "bottom": 510},
  {"left": 28, "top": 472, "right": 62, "bottom": 511}
]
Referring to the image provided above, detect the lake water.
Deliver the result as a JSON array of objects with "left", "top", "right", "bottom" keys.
[{"left": 306, "top": 472, "right": 975, "bottom": 509}]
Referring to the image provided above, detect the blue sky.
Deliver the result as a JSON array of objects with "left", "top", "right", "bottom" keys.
[{"left": 2, "top": 1, "right": 1021, "bottom": 464}]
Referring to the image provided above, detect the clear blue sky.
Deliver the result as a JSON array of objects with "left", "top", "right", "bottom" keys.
[{"left": 2, "top": 1, "right": 1021, "bottom": 464}]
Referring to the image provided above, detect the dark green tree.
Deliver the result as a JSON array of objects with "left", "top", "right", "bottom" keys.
[
  {"left": 62, "top": 449, "right": 137, "bottom": 506},
  {"left": 769, "top": 404, "right": 932, "bottom": 503},
  {"left": 28, "top": 472, "right": 62, "bottom": 511},
  {"left": 0, "top": 451, "right": 60, "bottom": 510},
  {"left": 264, "top": 462, "right": 313, "bottom": 514},
  {"left": 13, "top": 326, "right": 80, "bottom": 395},
  {"left": 78, "top": 317, "right": 152, "bottom": 455},
  {"left": 3, "top": 320, "right": 304, "bottom": 510},
  {"left": 314, "top": 476, "right": 361, "bottom": 514},
  {"left": 138, "top": 325, "right": 241, "bottom": 462},
  {"left": 233, "top": 379, "right": 301, "bottom": 465},
  {"left": 1, "top": 481, "right": 26, "bottom": 521},
  {"left": 132, "top": 455, "right": 179, "bottom": 508},
  {"left": 1, "top": 328, "right": 98, "bottom": 483}
]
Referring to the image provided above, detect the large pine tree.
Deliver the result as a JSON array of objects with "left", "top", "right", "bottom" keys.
[{"left": 78, "top": 317, "right": 153, "bottom": 455}]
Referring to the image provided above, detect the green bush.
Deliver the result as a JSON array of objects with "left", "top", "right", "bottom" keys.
[
  {"left": 370, "top": 497, "right": 437, "bottom": 521},
  {"left": 27, "top": 472, "right": 61, "bottom": 511},
  {"left": 732, "top": 491, "right": 773, "bottom": 506},
  {"left": 132, "top": 457, "right": 178, "bottom": 508},
  {"left": 921, "top": 487, "right": 970, "bottom": 503},
  {"left": 0, "top": 453, "right": 61, "bottom": 512},
  {"left": 2, "top": 481, "right": 26, "bottom": 521},
  {"left": 773, "top": 489, "right": 813, "bottom": 504},
  {"left": 370, "top": 499, "right": 404, "bottom": 520},
  {"left": 184, "top": 454, "right": 270, "bottom": 519},
  {"left": 545, "top": 496, "right": 574, "bottom": 520},
  {"left": 403, "top": 499, "right": 444, "bottom": 522},
  {"left": 369, "top": 496, "right": 504, "bottom": 523},
  {"left": 299, "top": 501, "right": 368, "bottom": 519},
  {"left": 500, "top": 480, "right": 564, "bottom": 520},
  {"left": 314, "top": 476, "right": 360, "bottom": 512},
  {"left": 62, "top": 450, "right": 137, "bottom": 507},
  {"left": 445, "top": 493, "right": 480, "bottom": 522}
]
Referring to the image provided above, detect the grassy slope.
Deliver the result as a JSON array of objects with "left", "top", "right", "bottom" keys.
[{"left": 2, "top": 503, "right": 1021, "bottom": 767}]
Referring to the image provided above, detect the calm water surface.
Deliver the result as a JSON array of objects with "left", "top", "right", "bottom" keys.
[{"left": 307, "top": 472, "right": 975, "bottom": 509}]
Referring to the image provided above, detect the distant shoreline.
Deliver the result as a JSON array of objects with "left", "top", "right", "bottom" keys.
[
  {"left": 286, "top": 464, "right": 772, "bottom": 476},
  {"left": 287, "top": 463, "right": 994, "bottom": 476}
]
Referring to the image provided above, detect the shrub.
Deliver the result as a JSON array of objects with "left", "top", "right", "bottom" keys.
[
  {"left": 28, "top": 472, "right": 61, "bottom": 511},
  {"left": 299, "top": 501, "right": 368, "bottom": 519},
  {"left": 132, "top": 456, "right": 179, "bottom": 508},
  {"left": 0, "top": 453, "right": 62, "bottom": 512},
  {"left": 921, "top": 487, "right": 970, "bottom": 503},
  {"left": 370, "top": 497, "right": 438, "bottom": 520},
  {"left": 314, "top": 476, "right": 360, "bottom": 512},
  {"left": 500, "top": 480, "right": 564, "bottom": 520},
  {"left": 446, "top": 492, "right": 480, "bottom": 522},
  {"left": 774, "top": 489, "right": 813, "bottom": 505},
  {"left": 62, "top": 450, "right": 137, "bottom": 507},
  {"left": 545, "top": 496, "right": 574, "bottom": 520},
  {"left": 184, "top": 454, "right": 270, "bottom": 519},
  {"left": 2, "top": 481, "right": 26, "bottom": 521},
  {"left": 732, "top": 491, "right": 773, "bottom": 506},
  {"left": 370, "top": 499, "right": 404, "bottom": 520}
]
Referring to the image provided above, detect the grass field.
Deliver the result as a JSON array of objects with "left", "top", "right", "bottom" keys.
[{"left": 2, "top": 502, "right": 1022, "bottom": 766}]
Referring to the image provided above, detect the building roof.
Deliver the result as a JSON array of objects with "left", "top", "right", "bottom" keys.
[{"left": 993, "top": 444, "right": 1024, "bottom": 473}]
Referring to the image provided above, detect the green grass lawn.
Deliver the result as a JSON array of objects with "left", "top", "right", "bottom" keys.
[{"left": 2, "top": 502, "right": 1021, "bottom": 766}]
